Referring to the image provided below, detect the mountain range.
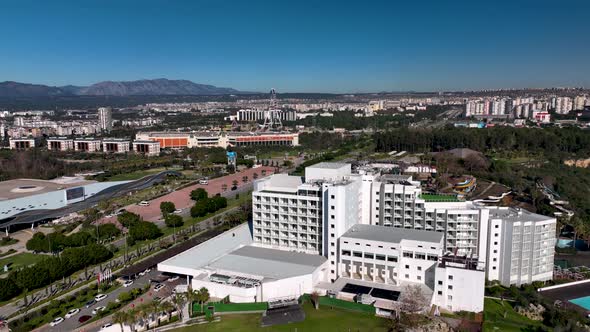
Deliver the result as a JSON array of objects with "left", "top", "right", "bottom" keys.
[{"left": 0, "top": 79, "right": 241, "bottom": 97}]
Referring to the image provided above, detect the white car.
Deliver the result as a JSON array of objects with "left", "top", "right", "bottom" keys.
[
  {"left": 123, "top": 280, "right": 134, "bottom": 287},
  {"left": 65, "top": 308, "right": 80, "bottom": 319},
  {"left": 101, "top": 323, "right": 113, "bottom": 330},
  {"left": 92, "top": 306, "right": 106, "bottom": 315},
  {"left": 154, "top": 284, "right": 165, "bottom": 292},
  {"left": 167, "top": 276, "right": 179, "bottom": 282},
  {"left": 95, "top": 293, "right": 108, "bottom": 302},
  {"left": 173, "top": 209, "right": 183, "bottom": 214},
  {"left": 50, "top": 317, "right": 64, "bottom": 326},
  {"left": 138, "top": 201, "right": 150, "bottom": 206}
]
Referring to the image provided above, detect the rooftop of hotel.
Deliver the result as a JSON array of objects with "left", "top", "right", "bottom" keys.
[
  {"left": 308, "top": 162, "right": 349, "bottom": 170},
  {"left": 487, "top": 206, "right": 553, "bottom": 223},
  {"left": 257, "top": 174, "right": 304, "bottom": 193},
  {"left": 342, "top": 224, "right": 444, "bottom": 244},
  {"left": 205, "top": 245, "right": 327, "bottom": 280},
  {"left": 47, "top": 137, "right": 73, "bottom": 141}
]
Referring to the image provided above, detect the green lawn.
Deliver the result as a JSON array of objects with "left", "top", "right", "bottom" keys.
[
  {"left": 173, "top": 302, "right": 388, "bottom": 332},
  {"left": 419, "top": 194, "right": 460, "bottom": 202},
  {"left": 319, "top": 296, "right": 375, "bottom": 314},
  {"left": 0, "top": 252, "right": 46, "bottom": 273},
  {"left": 483, "top": 298, "right": 544, "bottom": 331},
  {"left": 195, "top": 302, "right": 269, "bottom": 316}
]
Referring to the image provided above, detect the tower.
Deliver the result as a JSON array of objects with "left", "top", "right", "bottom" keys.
[{"left": 261, "top": 88, "right": 283, "bottom": 131}]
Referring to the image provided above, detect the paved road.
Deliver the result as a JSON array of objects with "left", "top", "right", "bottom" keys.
[
  {"left": 40, "top": 270, "right": 183, "bottom": 332},
  {"left": 1, "top": 171, "right": 180, "bottom": 228},
  {"left": 1, "top": 202, "right": 241, "bottom": 321}
]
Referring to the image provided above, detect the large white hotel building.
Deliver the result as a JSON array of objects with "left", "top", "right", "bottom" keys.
[{"left": 159, "top": 162, "right": 555, "bottom": 314}]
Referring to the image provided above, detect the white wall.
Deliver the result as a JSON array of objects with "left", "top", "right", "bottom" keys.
[{"left": 433, "top": 266, "right": 485, "bottom": 312}]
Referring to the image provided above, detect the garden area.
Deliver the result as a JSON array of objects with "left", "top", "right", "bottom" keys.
[
  {"left": 483, "top": 298, "right": 544, "bottom": 331},
  {"left": 173, "top": 301, "right": 388, "bottom": 332}
]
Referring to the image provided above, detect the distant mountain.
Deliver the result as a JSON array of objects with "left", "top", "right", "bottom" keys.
[
  {"left": 0, "top": 79, "right": 241, "bottom": 97},
  {"left": 0, "top": 81, "right": 70, "bottom": 97},
  {"left": 78, "top": 79, "right": 239, "bottom": 96}
]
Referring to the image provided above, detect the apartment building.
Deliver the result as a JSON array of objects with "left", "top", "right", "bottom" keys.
[
  {"left": 74, "top": 138, "right": 102, "bottom": 152},
  {"left": 132, "top": 140, "right": 161, "bottom": 156},
  {"left": 47, "top": 137, "right": 74, "bottom": 151},
  {"left": 102, "top": 138, "right": 130, "bottom": 153},
  {"left": 9, "top": 138, "right": 35, "bottom": 150},
  {"left": 135, "top": 131, "right": 299, "bottom": 149}
]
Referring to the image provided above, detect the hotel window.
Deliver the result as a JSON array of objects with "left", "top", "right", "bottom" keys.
[
  {"left": 403, "top": 251, "right": 413, "bottom": 258},
  {"left": 342, "top": 250, "right": 351, "bottom": 256}
]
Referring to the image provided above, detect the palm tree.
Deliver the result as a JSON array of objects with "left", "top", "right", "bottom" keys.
[
  {"left": 187, "top": 288, "right": 198, "bottom": 317},
  {"left": 242, "top": 175, "right": 248, "bottom": 184},
  {"left": 232, "top": 179, "right": 239, "bottom": 188},
  {"left": 198, "top": 287, "right": 210, "bottom": 314},
  {"left": 261, "top": 169, "right": 267, "bottom": 176},
  {"left": 160, "top": 301, "right": 175, "bottom": 321},
  {"left": 253, "top": 172, "right": 259, "bottom": 180},
  {"left": 124, "top": 308, "right": 138, "bottom": 332},
  {"left": 221, "top": 183, "right": 228, "bottom": 192},
  {"left": 148, "top": 299, "right": 161, "bottom": 330},
  {"left": 113, "top": 310, "right": 128, "bottom": 332},
  {"left": 171, "top": 293, "right": 186, "bottom": 321}
]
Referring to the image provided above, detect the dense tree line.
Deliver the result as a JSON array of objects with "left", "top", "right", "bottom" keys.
[
  {"left": 0, "top": 244, "right": 112, "bottom": 301},
  {"left": 0, "top": 149, "right": 97, "bottom": 181},
  {"left": 190, "top": 195, "right": 228, "bottom": 218},
  {"left": 374, "top": 127, "right": 590, "bottom": 157},
  {"left": 26, "top": 224, "right": 121, "bottom": 253}
]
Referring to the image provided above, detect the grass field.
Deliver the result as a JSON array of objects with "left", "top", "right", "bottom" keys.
[
  {"left": 0, "top": 252, "right": 46, "bottom": 274},
  {"left": 319, "top": 296, "right": 375, "bottom": 314},
  {"left": 173, "top": 302, "right": 388, "bottom": 332},
  {"left": 483, "top": 298, "right": 544, "bottom": 331}
]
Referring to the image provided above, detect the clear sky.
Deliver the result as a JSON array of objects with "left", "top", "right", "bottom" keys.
[{"left": 1, "top": 0, "right": 589, "bottom": 93}]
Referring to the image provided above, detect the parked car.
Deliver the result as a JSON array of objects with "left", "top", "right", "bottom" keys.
[
  {"left": 65, "top": 308, "right": 80, "bottom": 319},
  {"left": 123, "top": 279, "right": 134, "bottom": 287},
  {"left": 78, "top": 315, "right": 92, "bottom": 323},
  {"left": 154, "top": 283, "right": 165, "bottom": 292},
  {"left": 50, "top": 317, "right": 64, "bottom": 327},
  {"left": 92, "top": 306, "right": 106, "bottom": 315},
  {"left": 95, "top": 293, "right": 108, "bottom": 302},
  {"left": 167, "top": 275, "right": 180, "bottom": 282},
  {"left": 173, "top": 209, "right": 183, "bottom": 214},
  {"left": 138, "top": 201, "right": 150, "bottom": 206}
]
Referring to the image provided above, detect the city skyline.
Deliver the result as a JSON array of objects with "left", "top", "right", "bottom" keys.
[{"left": 1, "top": 0, "right": 590, "bottom": 93}]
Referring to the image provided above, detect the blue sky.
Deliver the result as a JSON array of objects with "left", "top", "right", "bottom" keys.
[{"left": 1, "top": 0, "right": 589, "bottom": 93}]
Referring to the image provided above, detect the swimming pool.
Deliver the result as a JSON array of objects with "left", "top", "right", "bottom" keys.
[{"left": 569, "top": 296, "right": 590, "bottom": 310}]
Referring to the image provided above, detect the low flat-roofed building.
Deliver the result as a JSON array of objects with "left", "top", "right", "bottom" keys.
[
  {"left": 102, "top": 138, "right": 130, "bottom": 153},
  {"left": 47, "top": 137, "right": 74, "bottom": 151},
  {"left": 158, "top": 223, "right": 328, "bottom": 303},
  {"left": 9, "top": 137, "right": 35, "bottom": 150},
  {"left": 132, "top": 140, "right": 160, "bottom": 156},
  {"left": 74, "top": 138, "right": 102, "bottom": 152}
]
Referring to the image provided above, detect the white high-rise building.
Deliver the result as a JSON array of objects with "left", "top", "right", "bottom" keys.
[
  {"left": 252, "top": 162, "right": 556, "bottom": 290},
  {"left": 98, "top": 107, "right": 113, "bottom": 132},
  {"left": 574, "top": 95, "right": 587, "bottom": 111}
]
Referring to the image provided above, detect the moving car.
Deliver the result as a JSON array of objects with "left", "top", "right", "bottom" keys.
[
  {"left": 199, "top": 178, "right": 209, "bottom": 185},
  {"left": 95, "top": 293, "right": 108, "bottom": 302},
  {"left": 50, "top": 317, "right": 64, "bottom": 327},
  {"left": 85, "top": 299, "right": 95, "bottom": 308},
  {"left": 101, "top": 323, "right": 113, "bottom": 330},
  {"left": 123, "top": 279, "right": 134, "bottom": 287},
  {"left": 78, "top": 315, "right": 92, "bottom": 323},
  {"left": 138, "top": 201, "right": 150, "bottom": 206},
  {"left": 65, "top": 308, "right": 80, "bottom": 318},
  {"left": 92, "top": 306, "right": 106, "bottom": 315}
]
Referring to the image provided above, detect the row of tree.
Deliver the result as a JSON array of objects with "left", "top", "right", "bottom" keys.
[
  {"left": 0, "top": 244, "right": 113, "bottom": 301},
  {"left": 26, "top": 224, "right": 121, "bottom": 253}
]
